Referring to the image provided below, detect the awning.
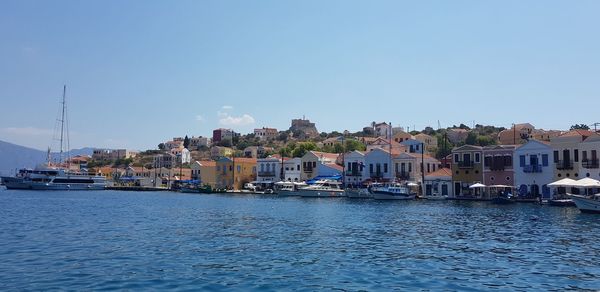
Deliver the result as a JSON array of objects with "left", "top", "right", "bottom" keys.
[
  {"left": 548, "top": 178, "right": 577, "bottom": 187},
  {"left": 572, "top": 178, "right": 600, "bottom": 188},
  {"left": 469, "top": 183, "right": 486, "bottom": 188}
]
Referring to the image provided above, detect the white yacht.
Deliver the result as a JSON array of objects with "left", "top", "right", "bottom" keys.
[
  {"left": 274, "top": 181, "right": 306, "bottom": 196},
  {"left": 345, "top": 187, "right": 373, "bottom": 199},
  {"left": 370, "top": 182, "right": 416, "bottom": 200},
  {"left": 570, "top": 194, "right": 600, "bottom": 214},
  {"left": 2, "top": 166, "right": 106, "bottom": 190},
  {"left": 298, "top": 180, "right": 345, "bottom": 198}
]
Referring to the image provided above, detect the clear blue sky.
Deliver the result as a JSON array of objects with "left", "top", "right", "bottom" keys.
[{"left": 1, "top": 0, "right": 599, "bottom": 150}]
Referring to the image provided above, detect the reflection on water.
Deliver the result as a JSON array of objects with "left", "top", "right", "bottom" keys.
[{"left": 0, "top": 189, "right": 599, "bottom": 290}]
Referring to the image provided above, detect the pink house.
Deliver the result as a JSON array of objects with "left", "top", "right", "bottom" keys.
[{"left": 482, "top": 145, "right": 516, "bottom": 187}]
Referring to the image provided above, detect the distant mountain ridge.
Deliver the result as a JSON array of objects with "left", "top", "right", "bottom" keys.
[{"left": 0, "top": 140, "right": 93, "bottom": 175}]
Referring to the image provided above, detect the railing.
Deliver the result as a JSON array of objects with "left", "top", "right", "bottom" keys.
[
  {"left": 370, "top": 171, "right": 383, "bottom": 179},
  {"left": 257, "top": 171, "right": 276, "bottom": 177},
  {"left": 582, "top": 159, "right": 600, "bottom": 169},
  {"left": 303, "top": 167, "right": 314, "bottom": 173},
  {"left": 488, "top": 165, "right": 505, "bottom": 171},
  {"left": 458, "top": 161, "right": 474, "bottom": 169},
  {"left": 396, "top": 171, "right": 410, "bottom": 180},
  {"left": 345, "top": 171, "right": 362, "bottom": 177},
  {"left": 523, "top": 164, "right": 543, "bottom": 173},
  {"left": 555, "top": 160, "right": 574, "bottom": 170}
]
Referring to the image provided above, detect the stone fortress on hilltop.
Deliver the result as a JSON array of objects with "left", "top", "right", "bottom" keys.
[{"left": 289, "top": 116, "right": 319, "bottom": 138}]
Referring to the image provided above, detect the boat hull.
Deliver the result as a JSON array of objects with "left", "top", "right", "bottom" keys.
[
  {"left": 422, "top": 196, "right": 448, "bottom": 200},
  {"left": 372, "top": 191, "right": 416, "bottom": 200},
  {"left": 491, "top": 197, "right": 516, "bottom": 204},
  {"left": 298, "top": 190, "right": 345, "bottom": 198},
  {"left": 571, "top": 195, "right": 600, "bottom": 214},
  {"left": 1, "top": 176, "right": 106, "bottom": 191},
  {"left": 345, "top": 188, "right": 373, "bottom": 199},
  {"left": 547, "top": 199, "right": 576, "bottom": 207}
]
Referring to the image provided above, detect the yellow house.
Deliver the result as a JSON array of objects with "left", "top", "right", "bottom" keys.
[
  {"left": 215, "top": 157, "right": 257, "bottom": 189},
  {"left": 191, "top": 160, "right": 217, "bottom": 187}
]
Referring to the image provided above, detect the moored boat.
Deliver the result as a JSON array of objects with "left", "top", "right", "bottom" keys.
[
  {"left": 345, "top": 187, "right": 373, "bottom": 199},
  {"left": 570, "top": 194, "right": 600, "bottom": 214},
  {"left": 2, "top": 167, "right": 106, "bottom": 190},
  {"left": 370, "top": 182, "right": 416, "bottom": 200},
  {"left": 298, "top": 180, "right": 345, "bottom": 198}
]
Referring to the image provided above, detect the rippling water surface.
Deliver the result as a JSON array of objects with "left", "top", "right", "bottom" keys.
[{"left": 0, "top": 188, "right": 599, "bottom": 290}]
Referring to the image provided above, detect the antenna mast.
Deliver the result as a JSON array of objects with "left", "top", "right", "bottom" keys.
[{"left": 59, "top": 85, "right": 66, "bottom": 164}]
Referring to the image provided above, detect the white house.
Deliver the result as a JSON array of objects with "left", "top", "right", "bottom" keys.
[
  {"left": 283, "top": 157, "right": 302, "bottom": 182},
  {"left": 393, "top": 152, "right": 440, "bottom": 183},
  {"left": 424, "top": 168, "right": 453, "bottom": 198},
  {"left": 579, "top": 134, "right": 600, "bottom": 180},
  {"left": 374, "top": 122, "right": 392, "bottom": 139},
  {"left": 400, "top": 139, "right": 424, "bottom": 154},
  {"left": 343, "top": 151, "right": 367, "bottom": 187},
  {"left": 364, "top": 148, "right": 394, "bottom": 182},
  {"left": 513, "top": 140, "right": 554, "bottom": 199},
  {"left": 257, "top": 156, "right": 282, "bottom": 182}
]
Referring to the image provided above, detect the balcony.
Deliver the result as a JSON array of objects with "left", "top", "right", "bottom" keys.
[
  {"left": 303, "top": 167, "right": 314, "bottom": 173},
  {"left": 488, "top": 165, "right": 505, "bottom": 171},
  {"left": 556, "top": 160, "right": 573, "bottom": 170},
  {"left": 370, "top": 171, "right": 384, "bottom": 179},
  {"left": 582, "top": 159, "right": 600, "bottom": 169},
  {"left": 523, "top": 164, "right": 543, "bottom": 173},
  {"left": 345, "top": 171, "right": 362, "bottom": 177},
  {"left": 458, "top": 161, "right": 474, "bottom": 169},
  {"left": 396, "top": 171, "right": 410, "bottom": 180},
  {"left": 258, "top": 171, "right": 276, "bottom": 177}
]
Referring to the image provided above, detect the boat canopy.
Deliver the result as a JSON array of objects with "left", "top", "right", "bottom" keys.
[
  {"left": 306, "top": 175, "right": 342, "bottom": 185},
  {"left": 548, "top": 178, "right": 577, "bottom": 187},
  {"left": 571, "top": 178, "right": 600, "bottom": 188},
  {"left": 469, "top": 183, "right": 486, "bottom": 188}
]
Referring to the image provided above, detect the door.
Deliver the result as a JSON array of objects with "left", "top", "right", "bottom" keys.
[
  {"left": 454, "top": 182, "right": 461, "bottom": 196},
  {"left": 442, "top": 184, "right": 448, "bottom": 196}
]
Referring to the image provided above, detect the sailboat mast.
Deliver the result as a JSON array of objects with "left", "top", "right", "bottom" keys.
[{"left": 59, "top": 85, "right": 66, "bottom": 164}]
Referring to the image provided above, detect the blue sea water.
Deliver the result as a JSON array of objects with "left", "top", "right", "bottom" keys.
[{"left": 0, "top": 188, "right": 599, "bottom": 291}]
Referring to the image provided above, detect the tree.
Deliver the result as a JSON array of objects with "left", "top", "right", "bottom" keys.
[
  {"left": 292, "top": 142, "right": 317, "bottom": 158},
  {"left": 422, "top": 127, "right": 435, "bottom": 135},
  {"left": 465, "top": 132, "right": 477, "bottom": 145},
  {"left": 570, "top": 124, "right": 590, "bottom": 131},
  {"left": 345, "top": 140, "right": 366, "bottom": 152},
  {"left": 183, "top": 135, "right": 190, "bottom": 149},
  {"left": 217, "top": 139, "right": 232, "bottom": 148},
  {"left": 333, "top": 143, "right": 344, "bottom": 153},
  {"left": 476, "top": 136, "right": 496, "bottom": 147},
  {"left": 158, "top": 143, "right": 165, "bottom": 150}
]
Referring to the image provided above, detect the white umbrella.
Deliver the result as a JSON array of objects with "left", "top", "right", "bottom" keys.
[
  {"left": 469, "top": 183, "right": 486, "bottom": 188},
  {"left": 407, "top": 182, "right": 419, "bottom": 187},
  {"left": 548, "top": 178, "right": 577, "bottom": 187},
  {"left": 572, "top": 177, "right": 600, "bottom": 188}
]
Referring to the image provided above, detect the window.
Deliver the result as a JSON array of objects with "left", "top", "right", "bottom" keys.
[
  {"left": 583, "top": 151, "right": 588, "bottom": 161},
  {"left": 554, "top": 151, "right": 559, "bottom": 162},
  {"left": 384, "top": 163, "right": 388, "bottom": 173},
  {"left": 237, "top": 165, "right": 241, "bottom": 172},
  {"left": 427, "top": 164, "right": 430, "bottom": 173},
  {"left": 505, "top": 156, "right": 512, "bottom": 167},
  {"left": 519, "top": 155, "right": 526, "bottom": 167},
  {"left": 312, "top": 161, "right": 316, "bottom": 168},
  {"left": 370, "top": 164, "right": 374, "bottom": 173},
  {"left": 485, "top": 156, "right": 492, "bottom": 167},
  {"left": 475, "top": 153, "right": 480, "bottom": 163},
  {"left": 454, "top": 154, "right": 459, "bottom": 162},
  {"left": 297, "top": 165, "right": 300, "bottom": 171},
  {"left": 574, "top": 149, "right": 579, "bottom": 162},
  {"left": 542, "top": 154, "right": 549, "bottom": 166},
  {"left": 409, "top": 163, "right": 412, "bottom": 172}
]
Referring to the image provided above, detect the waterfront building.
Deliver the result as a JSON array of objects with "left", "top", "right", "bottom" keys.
[
  {"left": 257, "top": 156, "right": 282, "bottom": 182},
  {"left": 254, "top": 127, "right": 278, "bottom": 141},
  {"left": 451, "top": 145, "right": 484, "bottom": 199},
  {"left": 424, "top": 168, "right": 453, "bottom": 198},
  {"left": 513, "top": 140, "right": 554, "bottom": 199},
  {"left": 392, "top": 152, "right": 440, "bottom": 183},
  {"left": 579, "top": 134, "right": 600, "bottom": 180},
  {"left": 344, "top": 151, "right": 367, "bottom": 187},
  {"left": 283, "top": 157, "right": 302, "bottom": 182},
  {"left": 364, "top": 148, "right": 394, "bottom": 182},
  {"left": 191, "top": 160, "right": 217, "bottom": 186},
  {"left": 551, "top": 130, "right": 596, "bottom": 181},
  {"left": 482, "top": 145, "right": 515, "bottom": 188},
  {"left": 170, "top": 148, "right": 191, "bottom": 164},
  {"left": 215, "top": 157, "right": 257, "bottom": 190},
  {"left": 300, "top": 151, "right": 339, "bottom": 181}
]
